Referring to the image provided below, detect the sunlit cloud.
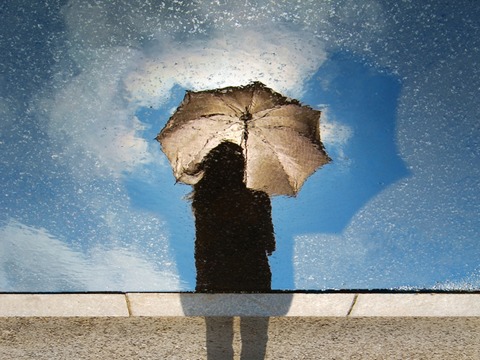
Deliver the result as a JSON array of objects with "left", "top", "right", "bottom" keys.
[
  {"left": 0, "top": 219, "right": 183, "bottom": 291},
  {"left": 125, "top": 27, "right": 327, "bottom": 108}
]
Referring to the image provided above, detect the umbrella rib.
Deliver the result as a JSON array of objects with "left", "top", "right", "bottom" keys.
[
  {"left": 248, "top": 106, "right": 285, "bottom": 125},
  {"left": 215, "top": 93, "right": 244, "bottom": 116},
  {"left": 251, "top": 129, "right": 293, "bottom": 186},
  {"left": 252, "top": 127, "right": 324, "bottom": 191},
  {"left": 257, "top": 124, "right": 325, "bottom": 150},
  {"left": 248, "top": 86, "right": 260, "bottom": 114},
  {"left": 202, "top": 112, "right": 233, "bottom": 118}
]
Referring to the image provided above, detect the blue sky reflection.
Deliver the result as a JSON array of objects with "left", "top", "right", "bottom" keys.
[{"left": 1, "top": 0, "right": 479, "bottom": 291}]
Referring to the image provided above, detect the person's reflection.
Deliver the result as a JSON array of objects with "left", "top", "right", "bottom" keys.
[
  {"left": 191, "top": 141, "right": 275, "bottom": 358},
  {"left": 192, "top": 141, "right": 275, "bottom": 292}
]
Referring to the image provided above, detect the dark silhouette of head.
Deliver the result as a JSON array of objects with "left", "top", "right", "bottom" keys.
[{"left": 198, "top": 141, "right": 245, "bottom": 189}]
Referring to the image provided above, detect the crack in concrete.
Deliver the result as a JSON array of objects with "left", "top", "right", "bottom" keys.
[
  {"left": 347, "top": 294, "right": 359, "bottom": 317},
  {"left": 125, "top": 295, "right": 133, "bottom": 317}
]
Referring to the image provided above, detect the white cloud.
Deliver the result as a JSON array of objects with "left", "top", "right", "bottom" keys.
[
  {"left": 319, "top": 109, "right": 353, "bottom": 146},
  {"left": 40, "top": 47, "right": 156, "bottom": 180},
  {"left": 125, "top": 27, "right": 327, "bottom": 108},
  {"left": 319, "top": 108, "right": 353, "bottom": 168},
  {"left": 293, "top": 232, "right": 367, "bottom": 289},
  {"left": 0, "top": 219, "right": 183, "bottom": 292}
]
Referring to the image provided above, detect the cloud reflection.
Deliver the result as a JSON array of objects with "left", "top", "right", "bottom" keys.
[
  {"left": 0, "top": 219, "right": 182, "bottom": 292},
  {"left": 125, "top": 28, "right": 327, "bottom": 107}
]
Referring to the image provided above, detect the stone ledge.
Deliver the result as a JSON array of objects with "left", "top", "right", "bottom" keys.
[
  {"left": 350, "top": 293, "right": 480, "bottom": 317},
  {"left": 1, "top": 293, "right": 479, "bottom": 317},
  {"left": 0, "top": 294, "right": 129, "bottom": 317},
  {"left": 126, "top": 293, "right": 354, "bottom": 317}
]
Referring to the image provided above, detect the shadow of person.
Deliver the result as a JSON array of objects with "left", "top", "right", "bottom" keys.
[
  {"left": 179, "top": 292, "right": 293, "bottom": 359},
  {"left": 181, "top": 141, "right": 289, "bottom": 359},
  {"left": 204, "top": 317, "right": 269, "bottom": 360}
]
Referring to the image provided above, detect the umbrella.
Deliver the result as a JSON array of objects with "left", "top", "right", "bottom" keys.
[{"left": 156, "top": 81, "right": 330, "bottom": 196}]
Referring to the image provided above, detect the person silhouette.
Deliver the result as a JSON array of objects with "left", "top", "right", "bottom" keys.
[
  {"left": 192, "top": 141, "right": 275, "bottom": 292},
  {"left": 190, "top": 141, "right": 275, "bottom": 359}
]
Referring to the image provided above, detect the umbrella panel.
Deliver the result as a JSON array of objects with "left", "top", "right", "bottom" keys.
[{"left": 157, "top": 82, "right": 330, "bottom": 196}]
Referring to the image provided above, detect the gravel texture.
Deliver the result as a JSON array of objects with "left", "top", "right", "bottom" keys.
[{"left": 1, "top": 317, "right": 479, "bottom": 359}]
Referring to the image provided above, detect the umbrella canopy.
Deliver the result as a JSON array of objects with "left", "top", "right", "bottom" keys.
[{"left": 156, "top": 82, "right": 330, "bottom": 196}]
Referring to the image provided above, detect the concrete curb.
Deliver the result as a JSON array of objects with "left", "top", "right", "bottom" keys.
[
  {"left": 1, "top": 293, "right": 479, "bottom": 317},
  {"left": 0, "top": 294, "right": 129, "bottom": 317}
]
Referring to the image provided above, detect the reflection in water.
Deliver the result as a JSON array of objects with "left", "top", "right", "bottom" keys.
[
  {"left": 192, "top": 142, "right": 275, "bottom": 292},
  {"left": 272, "top": 53, "right": 410, "bottom": 289},
  {"left": 190, "top": 142, "right": 276, "bottom": 358}
]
